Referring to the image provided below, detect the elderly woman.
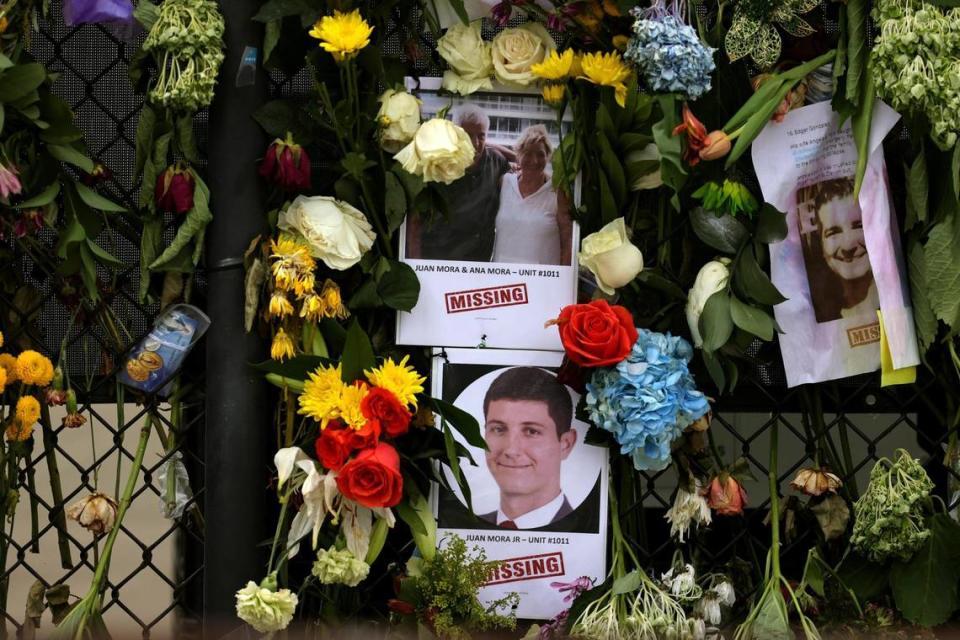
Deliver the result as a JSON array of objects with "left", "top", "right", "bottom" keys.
[{"left": 492, "top": 125, "right": 573, "bottom": 266}]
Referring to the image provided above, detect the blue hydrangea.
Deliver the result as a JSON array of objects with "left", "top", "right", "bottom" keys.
[
  {"left": 585, "top": 329, "right": 710, "bottom": 471},
  {"left": 624, "top": 14, "right": 716, "bottom": 100}
]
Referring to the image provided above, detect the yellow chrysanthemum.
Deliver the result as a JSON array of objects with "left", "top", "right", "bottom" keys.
[
  {"left": 269, "top": 292, "right": 295, "bottom": 319},
  {"left": 531, "top": 49, "right": 575, "bottom": 81},
  {"left": 0, "top": 330, "right": 4, "bottom": 348},
  {"left": 16, "top": 395, "right": 41, "bottom": 427},
  {"left": 270, "top": 328, "right": 296, "bottom": 362},
  {"left": 299, "top": 293, "right": 325, "bottom": 322},
  {"left": 6, "top": 419, "right": 32, "bottom": 442},
  {"left": 339, "top": 381, "right": 369, "bottom": 429},
  {"left": 542, "top": 83, "right": 567, "bottom": 106},
  {"left": 319, "top": 280, "right": 349, "bottom": 320},
  {"left": 299, "top": 364, "right": 345, "bottom": 428},
  {"left": 309, "top": 10, "right": 373, "bottom": 63},
  {"left": 271, "top": 237, "right": 312, "bottom": 264},
  {"left": 580, "top": 51, "right": 631, "bottom": 107},
  {"left": 0, "top": 353, "right": 17, "bottom": 384},
  {"left": 365, "top": 355, "right": 425, "bottom": 409},
  {"left": 15, "top": 351, "right": 54, "bottom": 387},
  {"left": 0, "top": 366, "right": 6, "bottom": 393},
  {"left": 292, "top": 271, "right": 316, "bottom": 299}
]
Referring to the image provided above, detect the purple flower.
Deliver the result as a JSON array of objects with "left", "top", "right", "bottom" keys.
[
  {"left": 550, "top": 576, "right": 594, "bottom": 602},
  {"left": 0, "top": 163, "right": 22, "bottom": 202},
  {"left": 546, "top": 12, "right": 567, "bottom": 31},
  {"left": 491, "top": 0, "right": 515, "bottom": 26}
]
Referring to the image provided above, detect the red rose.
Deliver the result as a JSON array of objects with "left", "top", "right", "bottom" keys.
[
  {"left": 554, "top": 300, "right": 638, "bottom": 367},
  {"left": 706, "top": 475, "right": 748, "bottom": 516},
  {"left": 361, "top": 388, "right": 412, "bottom": 437},
  {"left": 259, "top": 136, "right": 311, "bottom": 192},
  {"left": 154, "top": 164, "right": 195, "bottom": 214},
  {"left": 315, "top": 422, "right": 353, "bottom": 471},
  {"left": 336, "top": 442, "right": 403, "bottom": 508},
  {"left": 347, "top": 418, "right": 381, "bottom": 450}
]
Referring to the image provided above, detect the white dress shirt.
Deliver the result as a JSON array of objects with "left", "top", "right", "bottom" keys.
[{"left": 496, "top": 493, "right": 565, "bottom": 529}]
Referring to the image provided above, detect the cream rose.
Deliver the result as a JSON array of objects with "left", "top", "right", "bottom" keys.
[
  {"left": 438, "top": 21, "right": 494, "bottom": 95},
  {"left": 686, "top": 258, "right": 732, "bottom": 347},
  {"left": 278, "top": 195, "right": 376, "bottom": 270},
  {"left": 377, "top": 89, "right": 422, "bottom": 153},
  {"left": 578, "top": 217, "right": 644, "bottom": 295},
  {"left": 491, "top": 23, "right": 555, "bottom": 87},
  {"left": 393, "top": 118, "right": 475, "bottom": 185}
]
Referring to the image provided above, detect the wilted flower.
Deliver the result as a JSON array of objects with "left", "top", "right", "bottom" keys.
[
  {"left": 63, "top": 412, "right": 87, "bottom": 429},
  {"left": 0, "top": 162, "right": 21, "bottom": 202},
  {"left": 80, "top": 162, "right": 112, "bottom": 187},
  {"left": 585, "top": 329, "right": 710, "bottom": 471},
  {"left": 660, "top": 564, "right": 699, "bottom": 600},
  {"left": 665, "top": 480, "right": 712, "bottom": 542},
  {"left": 271, "top": 328, "right": 296, "bottom": 362},
  {"left": 686, "top": 259, "right": 731, "bottom": 347},
  {"left": 308, "top": 9, "right": 373, "bottom": 63},
  {"left": 696, "top": 581, "right": 736, "bottom": 625},
  {"left": 235, "top": 574, "right": 298, "bottom": 633},
  {"left": 672, "top": 103, "right": 709, "bottom": 166},
  {"left": 259, "top": 134, "right": 311, "bottom": 192},
  {"left": 706, "top": 474, "right": 747, "bottom": 516},
  {"left": 155, "top": 164, "right": 195, "bottom": 214},
  {"left": 45, "top": 388, "right": 68, "bottom": 406},
  {"left": 67, "top": 492, "right": 118, "bottom": 536},
  {"left": 311, "top": 546, "right": 370, "bottom": 587},
  {"left": 790, "top": 467, "right": 842, "bottom": 496}
]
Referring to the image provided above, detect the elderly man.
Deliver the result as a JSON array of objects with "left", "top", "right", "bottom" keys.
[{"left": 406, "top": 104, "right": 512, "bottom": 262}]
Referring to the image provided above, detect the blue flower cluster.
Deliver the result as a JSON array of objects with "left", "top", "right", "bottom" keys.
[
  {"left": 624, "top": 14, "right": 716, "bottom": 100},
  {"left": 585, "top": 329, "right": 710, "bottom": 471}
]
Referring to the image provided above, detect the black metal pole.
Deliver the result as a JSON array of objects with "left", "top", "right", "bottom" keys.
[{"left": 204, "top": 1, "right": 270, "bottom": 633}]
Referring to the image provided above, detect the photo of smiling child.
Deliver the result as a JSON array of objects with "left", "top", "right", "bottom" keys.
[
  {"left": 429, "top": 349, "right": 608, "bottom": 620},
  {"left": 797, "top": 177, "right": 880, "bottom": 323}
]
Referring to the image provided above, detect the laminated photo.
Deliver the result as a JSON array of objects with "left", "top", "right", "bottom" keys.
[
  {"left": 430, "top": 348, "right": 608, "bottom": 620},
  {"left": 397, "top": 79, "right": 579, "bottom": 350},
  {"left": 751, "top": 100, "right": 920, "bottom": 386}
]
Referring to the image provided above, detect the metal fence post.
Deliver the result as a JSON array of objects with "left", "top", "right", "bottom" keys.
[{"left": 204, "top": 1, "right": 270, "bottom": 632}]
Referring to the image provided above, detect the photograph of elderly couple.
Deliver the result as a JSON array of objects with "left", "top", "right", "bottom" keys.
[
  {"left": 403, "top": 91, "right": 575, "bottom": 266},
  {"left": 431, "top": 352, "right": 606, "bottom": 535}
]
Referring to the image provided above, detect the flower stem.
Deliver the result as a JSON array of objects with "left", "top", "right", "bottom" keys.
[
  {"left": 39, "top": 403, "right": 72, "bottom": 568},
  {"left": 769, "top": 421, "right": 780, "bottom": 578}
]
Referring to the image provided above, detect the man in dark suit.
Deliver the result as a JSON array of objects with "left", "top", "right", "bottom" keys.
[{"left": 477, "top": 367, "right": 578, "bottom": 529}]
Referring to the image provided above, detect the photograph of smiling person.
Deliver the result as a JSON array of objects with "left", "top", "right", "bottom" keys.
[
  {"left": 797, "top": 177, "right": 880, "bottom": 323},
  {"left": 480, "top": 367, "right": 577, "bottom": 529}
]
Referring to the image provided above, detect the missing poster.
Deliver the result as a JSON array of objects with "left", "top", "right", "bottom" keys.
[
  {"left": 430, "top": 348, "right": 608, "bottom": 620},
  {"left": 397, "top": 79, "right": 579, "bottom": 351},
  {"left": 751, "top": 100, "right": 920, "bottom": 386}
]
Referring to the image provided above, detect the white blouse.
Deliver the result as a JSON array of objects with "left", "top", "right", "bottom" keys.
[{"left": 492, "top": 173, "right": 562, "bottom": 265}]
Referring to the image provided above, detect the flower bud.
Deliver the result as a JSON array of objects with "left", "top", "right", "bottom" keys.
[
  {"left": 259, "top": 135, "right": 311, "bottom": 192},
  {"left": 790, "top": 467, "right": 842, "bottom": 496},
  {"left": 67, "top": 492, "right": 118, "bottom": 536},
  {"left": 686, "top": 259, "right": 731, "bottom": 347},
  {"left": 65, "top": 388, "right": 78, "bottom": 414},
  {"left": 578, "top": 218, "right": 644, "bottom": 295},
  {"left": 706, "top": 474, "right": 747, "bottom": 516},
  {"left": 698, "top": 131, "right": 731, "bottom": 161},
  {"left": 155, "top": 164, "right": 195, "bottom": 215}
]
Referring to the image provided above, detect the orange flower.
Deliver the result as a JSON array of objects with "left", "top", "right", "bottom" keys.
[
  {"left": 672, "top": 103, "right": 709, "bottom": 166},
  {"left": 699, "top": 131, "right": 732, "bottom": 162},
  {"left": 706, "top": 474, "right": 747, "bottom": 516}
]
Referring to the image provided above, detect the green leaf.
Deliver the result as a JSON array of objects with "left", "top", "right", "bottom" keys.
[
  {"left": 726, "top": 82, "right": 792, "bottom": 168},
  {"left": 251, "top": 355, "right": 331, "bottom": 381},
  {"left": 736, "top": 246, "right": 787, "bottom": 306},
  {"left": 37, "top": 92, "right": 83, "bottom": 144},
  {"left": 844, "top": 0, "right": 867, "bottom": 107},
  {"left": 85, "top": 239, "right": 122, "bottom": 267},
  {"left": 700, "top": 291, "right": 733, "bottom": 353},
  {"left": 445, "top": 0, "right": 470, "bottom": 23},
  {"left": 755, "top": 203, "right": 787, "bottom": 243},
  {"left": 923, "top": 213, "right": 960, "bottom": 329},
  {"left": 175, "top": 114, "right": 199, "bottom": 163},
  {"left": 347, "top": 278, "right": 382, "bottom": 309},
  {"left": 133, "top": 0, "right": 160, "bottom": 29},
  {"left": 252, "top": 0, "right": 315, "bottom": 21},
  {"left": 431, "top": 397, "right": 486, "bottom": 450},
  {"left": 612, "top": 570, "right": 642, "bottom": 595},
  {"left": 384, "top": 171, "right": 407, "bottom": 234},
  {"left": 442, "top": 425, "right": 472, "bottom": 510},
  {"left": 134, "top": 104, "right": 156, "bottom": 179},
  {"left": 0, "top": 63, "right": 46, "bottom": 102},
  {"left": 597, "top": 133, "right": 627, "bottom": 210},
  {"left": 16, "top": 182, "right": 59, "bottom": 208},
  {"left": 252, "top": 98, "right": 316, "bottom": 145},
  {"left": 48, "top": 144, "right": 94, "bottom": 173},
  {"left": 690, "top": 206, "right": 749, "bottom": 254},
  {"left": 340, "top": 152, "right": 376, "bottom": 181},
  {"left": 730, "top": 296, "right": 775, "bottom": 341},
  {"left": 890, "top": 514, "right": 960, "bottom": 626},
  {"left": 838, "top": 551, "right": 889, "bottom": 603},
  {"left": 652, "top": 95, "right": 687, "bottom": 210},
  {"left": 905, "top": 147, "right": 928, "bottom": 231},
  {"left": 378, "top": 260, "right": 420, "bottom": 311},
  {"left": 907, "top": 240, "right": 938, "bottom": 354},
  {"left": 702, "top": 350, "right": 726, "bottom": 393},
  {"left": 851, "top": 70, "right": 875, "bottom": 199},
  {"left": 340, "top": 320, "right": 376, "bottom": 383},
  {"left": 74, "top": 182, "right": 125, "bottom": 212}
]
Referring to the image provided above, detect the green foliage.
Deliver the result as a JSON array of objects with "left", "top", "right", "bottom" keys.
[
  {"left": 691, "top": 179, "right": 759, "bottom": 218},
  {"left": 890, "top": 514, "right": 960, "bottom": 626}
]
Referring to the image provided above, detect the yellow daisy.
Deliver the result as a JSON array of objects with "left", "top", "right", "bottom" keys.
[
  {"left": 580, "top": 51, "right": 631, "bottom": 107},
  {"left": 299, "top": 364, "right": 345, "bottom": 428},
  {"left": 531, "top": 49, "right": 576, "bottom": 81},
  {"left": 339, "top": 381, "right": 369, "bottom": 429},
  {"left": 0, "top": 353, "right": 17, "bottom": 384},
  {"left": 16, "top": 395, "right": 41, "bottom": 427},
  {"left": 542, "top": 83, "right": 566, "bottom": 106},
  {"left": 365, "top": 355, "right": 426, "bottom": 409},
  {"left": 15, "top": 351, "right": 54, "bottom": 387},
  {"left": 270, "top": 328, "right": 296, "bottom": 362},
  {"left": 269, "top": 291, "right": 295, "bottom": 319},
  {"left": 309, "top": 10, "right": 374, "bottom": 63}
]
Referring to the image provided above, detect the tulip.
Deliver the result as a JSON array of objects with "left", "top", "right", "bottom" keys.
[
  {"left": 259, "top": 133, "right": 311, "bottom": 192},
  {"left": 67, "top": 492, "right": 118, "bottom": 535},
  {"left": 672, "top": 103, "right": 708, "bottom": 166},
  {"left": 790, "top": 467, "right": 842, "bottom": 496},
  {"left": 706, "top": 474, "right": 747, "bottom": 516},
  {"left": 155, "top": 164, "right": 195, "bottom": 214},
  {"left": 699, "top": 131, "right": 731, "bottom": 162}
]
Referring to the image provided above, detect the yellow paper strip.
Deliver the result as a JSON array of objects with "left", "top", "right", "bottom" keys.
[{"left": 878, "top": 310, "right": 916, "bottom": 387}]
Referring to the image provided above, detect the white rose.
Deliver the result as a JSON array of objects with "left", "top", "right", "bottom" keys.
[
  {"left": 491, "top": 23, "right": 555, "bottom": 87},
  {"left": 377, "top": 89, "right": 422, "bottom": 153},
  {"left": 627, "top": 143, "right": 663, "bottom": 191},
  {"left": 278, "top": 195, "right": 376, "bottom": 270},
  {"left": 438, "top": 21, "right": 494, "bottom": 96},
  {"left": 393, "top": 118, "right": 475, "bottom": 185},
  {"left": 686, "top": 259, "right": 732, "bottom": 347},
  {"left": 578, "top": 217, "right": 644, "bottom": 295}
]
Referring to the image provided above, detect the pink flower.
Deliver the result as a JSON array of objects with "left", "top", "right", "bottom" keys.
[{"left": 0, "top": 163, "right": 22, "bottom": 201}]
